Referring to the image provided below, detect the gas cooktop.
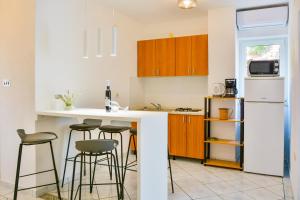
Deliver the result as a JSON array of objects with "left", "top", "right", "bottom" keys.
[{"left": 175, "top": 108, "right": 202, "bottom": 112}]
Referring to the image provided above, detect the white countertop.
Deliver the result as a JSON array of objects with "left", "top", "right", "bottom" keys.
[{"left": 37, "top": 108, "right": 168, "bottom": 122}]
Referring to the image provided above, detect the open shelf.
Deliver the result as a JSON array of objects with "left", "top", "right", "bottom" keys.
[
  {"left": 205, "top": 139, "right": 243, "bottom": 146},
  {"left": 204, "top": 159, "right": 242, "bottom": 170},
  {"left": 204, "top": 118, "right": 244, "bottom": 123},
  {"left": 206, "top": 96, "right": 244, "bottom": 100}
]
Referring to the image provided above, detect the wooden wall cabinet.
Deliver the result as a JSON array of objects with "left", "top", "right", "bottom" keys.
[
  {"left": 137, "top": 34, "right": 208, "bottom": 77},
  {"left": 137, "top": 40, "right": 156, "bottom": 77},
  {"left": 191, "top": 35, "right": 208, "bottom": 76},
  {"left": 155, "top": 38, "right": 176, "bottom": 76},
  {"left": 169, "top": 114, "right": 204, "bottom": 160},
  {"left": 175, "top": 36, "right": 192, "bottom": 76}
]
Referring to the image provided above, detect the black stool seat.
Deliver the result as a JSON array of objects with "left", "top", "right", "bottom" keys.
[
  {"left": 76, "top": 139, "right": 118, "bottom": 153},
  {"left": 130, "top": 128, "right": 137, "bottom": 135},
  {"left": 69, "top": 124, "right": 100, "bottom": 131},
  {"left": 17, "top": 129, "right": 57, "bottom": 145},
  {"left": 70, "top": 119, "right": 102, "bottom": 131},
  {"left": 99, "top": 125, "right": 130, "bottom": 133}
]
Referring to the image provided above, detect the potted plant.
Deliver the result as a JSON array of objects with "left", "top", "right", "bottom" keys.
[{"left": 54, "top": 90, "right": 75, "bottom": 110}]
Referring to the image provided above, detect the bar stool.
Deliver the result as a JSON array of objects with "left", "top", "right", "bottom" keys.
[
  {"left": 14, "top": 129, "right": 61, "bottom": 200},
  {"left": 123, "top": 128, "right": 175, "bottom": 193},
  {"left": 70, "top": 139, "right": 121, "bottom": 200},
  {"left": 61, "top": 119, "right": 103, "bottom": 187}
]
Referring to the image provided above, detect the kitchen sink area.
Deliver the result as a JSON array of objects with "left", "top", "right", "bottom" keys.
[{"left": 131, "top": 104, "right": 204, "bottom": 115}]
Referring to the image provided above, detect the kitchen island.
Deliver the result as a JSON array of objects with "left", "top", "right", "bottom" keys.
[{"left": 36, "top": 108, "right": 168, "bottom": 200}]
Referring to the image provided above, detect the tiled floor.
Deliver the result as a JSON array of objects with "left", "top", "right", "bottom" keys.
[{"left": 0, "top": 157, "right": 294, "bottom": 200}]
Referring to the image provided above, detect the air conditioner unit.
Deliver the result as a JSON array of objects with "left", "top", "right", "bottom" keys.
[{"left": 237, "top": 4, "right": 289, "bottom": 30}]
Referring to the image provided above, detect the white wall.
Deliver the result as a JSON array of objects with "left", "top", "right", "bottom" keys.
[
  {"left": 143, "top": 77, "right": 208, "bottom": 108},
  {"left": 0, "top": 0, "right": 36, "bottom": 186},
  {"left": 36, "top": 0, "right": 143, "bottom": 111},
  {"left": 141, "top": 16, "right": 208, "bottom": 40},
  {"left": 207, "top": 7, "right": 237, "bottom": 161},
  {"left": 132, "top": 16, "right": 209, "bottom": 109},
  {"left": 289, "top": 0, "right": 300, "bottom": 199}
]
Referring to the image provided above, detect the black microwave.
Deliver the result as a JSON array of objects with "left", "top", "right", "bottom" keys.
[{"left": 248, "top": 60, "right": 280, "bottom": 77}]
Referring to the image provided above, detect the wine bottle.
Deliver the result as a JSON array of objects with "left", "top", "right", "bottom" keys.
[{"left": 105, "top": 80, "right": 111, "bottom": 112}]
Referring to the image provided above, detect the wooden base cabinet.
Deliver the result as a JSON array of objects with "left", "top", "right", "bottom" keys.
[
  {"left": 130, "top": 122, "right": 138, "bottom": 152},
  {"left": 169, "top": 114, "right": 204, "bottom": 160}
]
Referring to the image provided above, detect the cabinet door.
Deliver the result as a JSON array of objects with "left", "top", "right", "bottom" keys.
[
  {"left": 137, "top": 40, "right": 156, "bottom": 77},
  {"left": 130, "top": 122, "right": 137, "bottom": 151},
  {"left": 191, "top": 35, "right": 208, "bottom": 76},
  {"left": 176, "top": 36, "right": 192, "bottom": 76},
  {"left": 155, "top": 38, "right": 175, "bottom": 76},
  {"left": 169, "top": 114, "right": 187, "bottom": 157},
  {"left": 186, "top": 115, "right": 204, "bottom": 159}
]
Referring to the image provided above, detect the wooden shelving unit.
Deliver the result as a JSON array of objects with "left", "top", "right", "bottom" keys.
[
  {"left": 204, "top": 139, "right": 243, "bottom": 146},
  {"left": 204, "top": 118, "right": 244, "bottom": 123},
  {"left": 205, "top": 159, "right": 242, "bottom": 170},
  {"left": 204, "top": 96, "right": 244, "bottom": 170}
]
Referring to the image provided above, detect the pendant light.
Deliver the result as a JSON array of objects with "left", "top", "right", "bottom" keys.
[
  {"left": 82, "top": 0, "right": 88, "bottom": 59},
  {"left": 177, "top": 0, "right": 197, "bottom": 9},
  {"left": 111, "top": 8, "right": 118, "bottom": 57}
]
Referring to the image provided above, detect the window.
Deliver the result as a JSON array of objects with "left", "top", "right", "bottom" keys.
[{"left": 238, "top": 38, "right": 287, "bottom": 96}]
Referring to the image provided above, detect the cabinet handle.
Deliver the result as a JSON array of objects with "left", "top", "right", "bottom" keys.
[
  {"left": 188, "top": 116, "right": 191, "bottom": 123},
  {"left": 183, "top": 116, "right": 185, "bottom": 123},
  {"left": 192, "top": 68, "right": 195, "bottom": 74}
]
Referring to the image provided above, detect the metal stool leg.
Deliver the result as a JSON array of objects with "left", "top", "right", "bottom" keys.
[
  {"left": 103, "top": 132, "right": 112, "bottom": 179},
  {"left": 79, "top": 153, "right": 83, "bottom": 200},
  {"left": 88, "top": 131, "right": 92, "bottom": 193},
  {"left": 83, "top": 131, "right": 86, "bottom": 176},
  {"left": 114, "top": 149, "right": 122, "bottom": 200},
  {"left": 132, "top": 135, "right": 137, "bottom": 161},
  {"left": 111, "top": 153, "right": 121, "bottom": 200},
  {"left": 61, "top": 130, "right": 73, "bottom": 187},
  {"left": 49, "top": 141, "right": 62, "bottom": 200},
  {"left": 13, "top": 144, "right": 23, "bottom": 200},
  {"left": 168, "top": 150, "right": 174, "bottom": 193},
  {"left": 70, "top": 154, "right": 80, "bottom": 200},
  {"left": 123, "top": 134, "right": 133, "bottom": 183}
]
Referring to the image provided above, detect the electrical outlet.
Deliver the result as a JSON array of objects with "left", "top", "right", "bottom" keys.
[{"left": 2, "top": 79, "right": 11, "bottom": 87}]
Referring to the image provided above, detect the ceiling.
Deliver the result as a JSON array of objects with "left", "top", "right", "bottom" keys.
[{"left": 99, "top": 0, "right": 289, "bottom": 24}]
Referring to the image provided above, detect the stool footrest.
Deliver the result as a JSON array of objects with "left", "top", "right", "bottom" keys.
[
  {"left": 19, "top": 169, "right": 54, "bottom": 178},
  {"left": 18, "top": 182, "right": 57, "bottom": 191}
]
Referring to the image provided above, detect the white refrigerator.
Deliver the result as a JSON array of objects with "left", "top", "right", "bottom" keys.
[{"left": 244, "top": 77, "right": 284, "bottom": 176}]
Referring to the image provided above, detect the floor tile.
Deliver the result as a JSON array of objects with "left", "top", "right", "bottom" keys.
[
  {"left": 175, "top": 178, "right": 215, "bottom": 199},
  {"left": 0, "top": 184, "right": 13, "bottom": 196},
  {"left": 265, "top": 184, "right": 284, "bottom": 198},
  {"left": 226, "top": 178, "right": 260, "bottom": 191},
  {"left": 242, "top": 173, "right": 283, "bottom": 187},
  {"left": 244, "top": 188, "right": 282, "bottom": 200},
  {"left": 195, "top": 196, "right": 223, "bottom": 200},
  {"left": 220, "top": 191, "right": 254, "bottom": 200},
  {"left": 206, "top": 181, "right": 240, "bottom": 195},
  {"left": 168, "top": 184, "right": 191, "bottom": 200}
]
